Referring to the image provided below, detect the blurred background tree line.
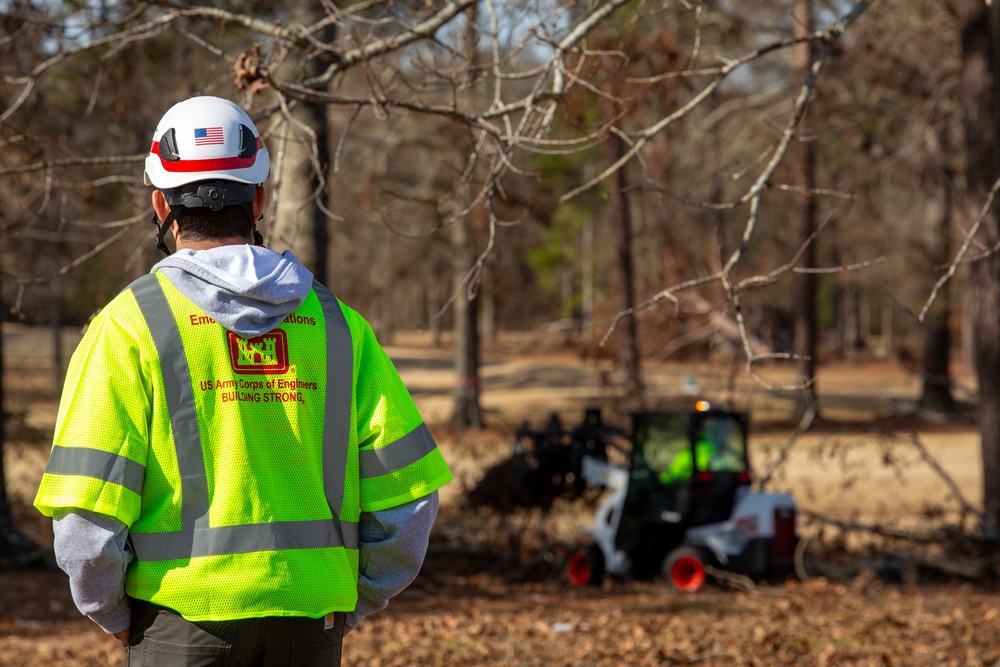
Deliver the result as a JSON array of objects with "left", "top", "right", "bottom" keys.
[{"left": 3, "top": 0, "right": 1000, "bottom": 555}]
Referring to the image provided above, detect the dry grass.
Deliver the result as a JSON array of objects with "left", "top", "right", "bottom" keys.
[{"left": 1, "top": 324, "right": 994, "bottom": 666}]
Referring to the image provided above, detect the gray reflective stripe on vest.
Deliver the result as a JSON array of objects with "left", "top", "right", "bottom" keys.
[
  {"left": 131, "top": 274, "right": 210, "bottom": 537},
  {"left": 312, "top": 280, "right": 355, "bottom": 550},
  {"left": 129, "top": 274, "right": 355, "bottom": 560},
  {"left": 359, "top": 423, "right": 438, "bottom": 479},
  {"left": 44, "top": 446, "right": 145, "bottom": 496},
  {"left": 130, "top": 519, "right": 359, "bottom": 560}
]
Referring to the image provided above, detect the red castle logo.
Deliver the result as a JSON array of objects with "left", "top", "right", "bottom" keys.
[{"left": 227, "top": 330, "right": 289, "bottom": 375}]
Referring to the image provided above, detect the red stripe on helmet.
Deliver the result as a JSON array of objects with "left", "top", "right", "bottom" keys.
[{"left": 149, "top": 137, "right": 264, "bottom": 173}]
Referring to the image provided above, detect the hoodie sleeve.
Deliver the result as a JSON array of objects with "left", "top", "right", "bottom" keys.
[
  {"left": 346, "top": 492, "right": 439, "bottom": 629},
  {"left": 52, "top": 509, "right": 131, "bottom": 635}
]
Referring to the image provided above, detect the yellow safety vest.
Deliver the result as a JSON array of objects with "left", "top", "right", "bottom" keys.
[{"left": 34, "top": 271, "right": 451, "bottom": 621}]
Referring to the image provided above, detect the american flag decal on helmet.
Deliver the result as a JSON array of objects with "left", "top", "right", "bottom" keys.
[{"left": 194, "top": 127, "right": 224, "bottom": 146}]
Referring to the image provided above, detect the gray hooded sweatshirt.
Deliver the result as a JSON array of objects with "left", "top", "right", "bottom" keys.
[{"left": 53, "top": 244, "right": 438, "bottom": 635}]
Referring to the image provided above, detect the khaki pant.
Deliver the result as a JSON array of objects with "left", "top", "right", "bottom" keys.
[{"left": 125, "top": 598, "right": 344, "bottom": 666}]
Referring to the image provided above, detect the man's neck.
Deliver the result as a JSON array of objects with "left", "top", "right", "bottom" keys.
[{"left": 175, "top": 237, "right": 252, "bottom": 252}]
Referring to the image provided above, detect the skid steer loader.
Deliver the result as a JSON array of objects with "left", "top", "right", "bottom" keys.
[{"left": 514, "top": 404, "right": 797, "bottom": 592}]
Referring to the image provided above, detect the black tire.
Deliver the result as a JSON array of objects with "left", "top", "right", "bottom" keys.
[
  {"left": 565, "top": 544, "right": 605, "bottom": 586},
  {"left": 663, "top": 546, "right": 710, "bottom": 592}
]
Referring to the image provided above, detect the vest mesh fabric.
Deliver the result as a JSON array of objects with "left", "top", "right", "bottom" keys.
[
  {"left": 35, "top": 289, "right": 158, "bottom": 527},
  {"left": 347, "top": 311, "right": 452, "bottom": 512}
]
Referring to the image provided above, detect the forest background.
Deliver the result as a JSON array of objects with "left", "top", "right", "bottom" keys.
[{"left": 3, "top": 1, "right": 1000, "bottom": 664}]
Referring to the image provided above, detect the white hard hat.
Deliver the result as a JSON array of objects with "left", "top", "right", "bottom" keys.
[{"left": 144, "top": 96, "right": 270, "bottom": 190}]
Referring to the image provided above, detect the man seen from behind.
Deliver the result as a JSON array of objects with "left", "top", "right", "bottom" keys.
[{"left": 33, "top": 96, "right": 452, "bottom": 666}]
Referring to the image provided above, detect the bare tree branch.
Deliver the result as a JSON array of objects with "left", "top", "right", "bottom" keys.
[{"left": 919, "top": 173, "right": 1000, "bottom": 323}]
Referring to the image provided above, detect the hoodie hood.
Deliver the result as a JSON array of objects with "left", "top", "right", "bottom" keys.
[{"left": 152, "top": 245, "right": 314, "bottom": 338}]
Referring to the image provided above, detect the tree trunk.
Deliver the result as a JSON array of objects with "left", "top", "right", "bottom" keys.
[
  {"left": 449, "top": 3, "right": 485, "bottom": 428},
  {"left": 429, "top": 285, "right": 443, "bottom": 348},
  {"left": 0, "top": 304, "right": 11, "bottom": 553},
  {"left": 952, "top": 0, "right": 1000, "bottom": 537},
  {"left": 51, "top": 281, "right": 63, "bottom": 396},
  {"left": 270, "top": 7, "right": 334, "bottom": 283},
  {"left": 919, "top": 310, "right": 956, "bottom": 412},
  {"left": 581, "top": 210, "right": 595, "bottom": 336},
  {"left": 792, "top": 0, "right": 818, "bottom": 419},
  {"left": 0, "top": 263, "right": 47, "bottom": 568},
  {"left": 0, "top": 316, "right": 15, "bottom": 563},
  {"left": 918, "top": 139, "right": 957, "bottom": 413},
  {"left": 450, "top": 213, "right": 484, "bottom": 428},
  {"left": 309, "top": 93, "right": 331, "bottom": 286},
  {"left": 611, "top": 133, "right": 643, "bottom": 411},
  {"left": 849, "top": 280, "right": 865, "bottom": 350}
]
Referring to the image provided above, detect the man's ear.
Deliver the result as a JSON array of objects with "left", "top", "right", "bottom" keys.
[
  {"left": 253, "top": 185, "right": 266, "bottom": 220},
  {"left": 152, "top": 190, "right": 171, "bottom": 223}
]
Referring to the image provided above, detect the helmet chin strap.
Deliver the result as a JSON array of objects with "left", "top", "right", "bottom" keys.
[
  {"left": 242, "top": 202, "right": 264, "bottom": 246},
  {"left": 152, "top": 209, "right": 181, "bottom": 256}
]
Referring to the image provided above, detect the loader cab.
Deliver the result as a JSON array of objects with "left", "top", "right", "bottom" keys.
[{"left": 614, "top": 407, "right": 751, "bottom": 577}]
